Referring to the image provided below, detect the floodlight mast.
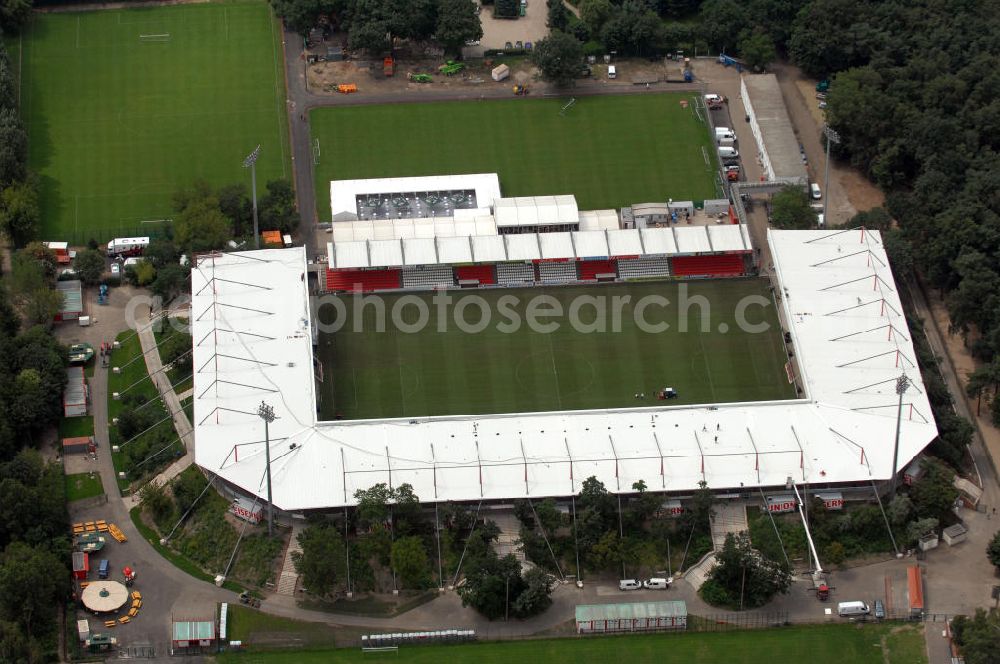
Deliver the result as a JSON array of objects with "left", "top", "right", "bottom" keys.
[
  {"left": 889, "top": 374, "right": 910, "bottom": 499},
  {"left": 243, "top": 145, "right": 262, "bottom": 249},
  {"left": 258, "top": 400, "right": 276, "bottom": 536}
]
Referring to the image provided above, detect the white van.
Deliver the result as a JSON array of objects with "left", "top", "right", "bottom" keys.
[
  {"left": 837, "top": 601, "right": 870, "bottom": 617},
  {"left": 608, "top": 65, "right": 617, "bottom": 79},
  {"left": 718, "top": 146, "right": 739, "bottom": 159},
  {"left": 619, "top": 579, "right": 641, "bottom": 591},
  {"left": 717, "top": 135, "right": 736, "bottom": 147},
  {"left": 714, "top": 127, "right": 732, "bottom": 136},
  {"left": 643, "top": 577, "right": 671, "bottom": 590},
  {"left": 810, "top": 183, "right": 822, "bottom": 199}
]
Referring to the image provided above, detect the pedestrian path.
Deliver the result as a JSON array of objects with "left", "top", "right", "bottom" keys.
[
  {"left": 710, "top": 501, "right": 749, "bottom": 551},
  {"left": 276, "top": 521, "right": 304, "bottom": 596}
]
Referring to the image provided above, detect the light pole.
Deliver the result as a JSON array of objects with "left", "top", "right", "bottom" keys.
[
  {"left": 243, "top": 145, "right": 262, "bottom": 249},
  {"left": 258, "top": 400, "right": 276, "bottom": 536},
  {"left": 821, "top": 125, "right": 840, "bottom": 225},
  {"left": 889, "top": 374, "right": 910, "bottom": 499}
]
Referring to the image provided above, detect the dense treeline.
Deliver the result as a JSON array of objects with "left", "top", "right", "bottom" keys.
[{"left": 0, "top": 19, "right": 37, "bottom": 248}]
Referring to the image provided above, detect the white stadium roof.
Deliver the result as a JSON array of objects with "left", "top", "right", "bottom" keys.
[
  {"left": 194, "top": 229, "right": 937, "bottom": 511},
  {"left": 326, "top": 225, "right": 752, "bottom": 269},
  {"left": 494, "top": 195, "right": 579, "bottom": 228}
]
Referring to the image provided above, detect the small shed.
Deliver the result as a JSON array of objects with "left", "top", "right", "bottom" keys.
[
  {"left": 55, "top": 280, "right": 83, "bottom": 321},
  {"left": 63, "top": 366, "right": 88, "bottom": 418},
  {"left": 326, "top": 46, "right": 344, "bottom": 62},
  {"left": 72, "top": 551, "right": 90, "bottom": 580},
  {"left": 943, "top": 523, "right": 968, "bottom": 546},
  {"left": 63, "top": 436, "right": 95, "bottom": 455},
  {"left": 491, "top": 63, "right": 510, "bottom": 81},
  {"left": 77, "top": 619, "right": 90, "bottom": 642},
  {"left": 575, "top": 601, "right": 687, "bottom": 633},
  {"left": 172, "top": 617, "right": 217, "bottom": 651}
]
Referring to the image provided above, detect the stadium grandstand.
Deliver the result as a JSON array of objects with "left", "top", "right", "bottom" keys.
[{"left": 191, "top": 219, "right": 938, "bottom": 512}]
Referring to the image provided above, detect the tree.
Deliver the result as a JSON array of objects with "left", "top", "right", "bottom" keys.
[
  {"left": 905, "top": 517, "right": 938, "bottom": 546},
  {"left": 512, "top": 566, "right": 554, "bottom": 617},
  {"left": 217, "top": 183, "right": 254, "bottom": 238},
  {"left": 494, "top": 0, "right": 517, "bottom": 18},
  {"left": 6, "top": 370, "right": 49, "bottom": 435},
  {"left": 73, "top": 249, "right": 107, "bottom": 285},
  {"left": 600, "top": 2, "right": 664, "bottom": 57},
  {"left": 259, "top": 179, "right": 298, "bottom": 235},
  {"left": 391, "top": 535, "right": 430, "bottom": 588},
  {"left": 989, "top": 532, "right": 1000, "bottom": 569},
  {"left": 0, "top": 179, "right": 39, "bottom": 248},
  {"left": 698, "top": 0, "right": 747, "bottom": 52},
  {"left": 150, "top": 264, "right": 189, "bottom": 302},
  {"left": 293, "top": 522, "right": 346, "bottom": 596},
  {"left": 161, "top": 332, "right": 193, "bottom": 376},
  {"left": 579, "top": 0, "right": 611, "bottom": 36},
  {"left": 139, "top": 480, "right": 174, "bottom": 526},
  {"left": 0, "top": 108, "right": 26, "bottom": 188},
  {"left": 127, "top": 260, "right": 156, "bottom": 287},
  {"left": 531, "top": 31, "right": 583, "bottom": 88},
  {"left": 952, "top": 609, "right": 1000, "bottom": 664},
  {"left": 701, "top": 532, "right": 791, "bottom": 609},
  {"left": 846, "top": 206, "right": 893, "bottom": 231},
  {"left": 909, "top": 458, "right": 959, "bottom": 523},
  {"left": 171, "top": 466, "right": 207, "bottom": 516},
  {"left": 547, "top": 0, "right": 569, "bottom": 31},
  {"left": 174, "top": 198, "right": 232, "bottom": 253},
  {"left": 270, "top": 0, "right": 339, "bottom": 35},
  {"left": 435, "top": 0, "right": 483, "bottom": 58},
  {"left": 770, "top": 186, "right": 817, "bottom": 229},
  {"left": 20, "top": 243, "right": 57, "bottom": 279},
  {"left": 0, "top": 542, "right": 69, "bottom": 637},
  {"left": 144, "top": 238, "right": 180, "bottom": 269},
  {"left": 738, "top": 29, "right": 776, "bottom": 72},
  {"left": 0, "top": 0, "right": 32, "bottom": 34}
]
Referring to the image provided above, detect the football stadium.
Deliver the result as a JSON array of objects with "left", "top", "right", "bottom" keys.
[{"left": 190, "top": 172, "right": 938, "bottom": 514}]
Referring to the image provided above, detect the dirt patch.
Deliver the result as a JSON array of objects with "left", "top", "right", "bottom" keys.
[
  {"left": 306, "top": 57, "right": 542, "bottom": 97},
  {"left": 790, "top": 71, "right": 885, "bottom": 218}
]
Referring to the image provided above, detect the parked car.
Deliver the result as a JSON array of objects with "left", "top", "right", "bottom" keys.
[
  {"left": 619, "top": 579, "right": 642, "bottom": 591},
  {"left": 874, "top": 599, "right": 885, "bottom": 619},
  {"left": 643, "top": 577, "right": 671, "bottom": 590},
  {"left": 110, "top": 262, "right": 121, "bottom": 276}
]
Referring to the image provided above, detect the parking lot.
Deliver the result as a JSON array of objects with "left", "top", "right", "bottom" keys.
[
  {"left": 70, "top": 501, "right": 229, "bottom": 657},
  {"left": 467, "top": 0, "right": 549, "bottom": 55}
]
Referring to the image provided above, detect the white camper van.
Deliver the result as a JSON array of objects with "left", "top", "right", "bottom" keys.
[{"left": 837, "top": 601, "right": 870, "bottom": 617}]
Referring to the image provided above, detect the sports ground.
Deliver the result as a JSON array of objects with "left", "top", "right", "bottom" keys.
[
  {"left": 309, "top": 93, "right": 720, "bottom": 221},
  {"left": 216, "top": 624, "right": 927, "bottom": 664},
  {"left": 14, "top": 1, "right": 289, "bottom": 241},
  {"left": 316, "top": 279, "right": 793, "bottom": 420}
]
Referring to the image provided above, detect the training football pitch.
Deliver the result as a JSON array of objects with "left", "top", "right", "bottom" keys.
[
  {"left": 309, "top": 93, "right": 720, "bottom": 221},
  {"left": 14, "top": 1, "right": 289, "bottom": 241},
  {"left": 316, "top": 279, "right": 793, "bottom": 420}
]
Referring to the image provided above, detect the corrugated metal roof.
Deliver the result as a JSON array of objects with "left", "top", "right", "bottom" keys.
[
  {"left": 64, "top": 367, "right": 86, "bottom": 406},
  {"left": 576, "top": 601, "right": 687, "bottom": 622},
  {"left": 57, "top": 280, "right": 82, "bottom": 314}
]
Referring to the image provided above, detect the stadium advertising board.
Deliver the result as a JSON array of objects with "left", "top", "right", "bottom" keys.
[
  {"left": 816, "top": 492, "right": 844, "bottom": 510},
  {"left": 230, "top": 497, "right": 263, "bottom": 524},
  {"left": 767, "top": 495, "right": 797, "bottom": 514}
]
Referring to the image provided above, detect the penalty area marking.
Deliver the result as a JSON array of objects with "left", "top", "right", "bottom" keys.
[{"left": 139, "top": 34, "right": 171, "bottom": 42}]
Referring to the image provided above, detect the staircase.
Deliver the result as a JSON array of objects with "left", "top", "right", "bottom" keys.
[
  {"left": 682, "top": 502, "right": 750, "bottom": 591},
  {"left": 489, "top": 511, "right": 526, "bottom": 565},
  {"left": 275, "top": 522, "right": 304, "bottom": 596},
  {"left": 710, "top": 501, "right": 749, "bottom": 551}
]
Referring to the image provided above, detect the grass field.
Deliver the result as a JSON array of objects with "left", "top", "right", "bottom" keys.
[
  {"left": 309, "top": 94, "right": 720, "bottom": 221},
  {"left": 64, "top": 472, "right": 104, "bottom": 502},
  {"left": 16, "top": 0, "right": 289, "bottom": 241},
  {"left": 316, "top": 279, "right": 793, "bottom": 420},
  {"left": 215, "top": 624, "right": 927, "bottom": 663}
]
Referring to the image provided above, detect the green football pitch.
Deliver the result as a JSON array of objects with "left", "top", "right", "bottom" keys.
[
  {"left": 309, "top": 94, "right": 720, "bottom": 222},
  {"left": 215, "top": 624, "right": 927, "bottom": 664},
  {"left": 316, "top": 279, "right": 793, "bottom": 420},
  {"left": 14, "top": 1, "right": 289, "bottom": 242}
]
